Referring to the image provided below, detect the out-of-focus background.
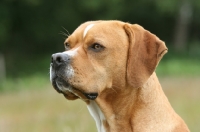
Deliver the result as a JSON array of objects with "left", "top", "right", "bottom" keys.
[{"left": 0, "top": 0, "right": 199, "bottom": 132}]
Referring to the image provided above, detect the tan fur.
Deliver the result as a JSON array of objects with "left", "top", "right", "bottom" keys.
[{"left": 58, "top": 20, "right": 190, "bottom": 132}]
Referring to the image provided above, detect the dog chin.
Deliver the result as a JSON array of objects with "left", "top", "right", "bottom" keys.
[{"left": 51, "top": 76, "right": 98, "bottom": 100}]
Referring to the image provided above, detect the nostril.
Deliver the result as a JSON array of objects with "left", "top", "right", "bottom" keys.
[
  {"left": 52, "top": 54, "right": 64, "bottom": 64},
  {"left": 56, "top": 56, "right": 62, "bottom": 63}
]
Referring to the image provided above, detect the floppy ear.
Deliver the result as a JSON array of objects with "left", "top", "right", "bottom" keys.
[{"left": 124, "top": 23, "right": 168, "bottom": 88}]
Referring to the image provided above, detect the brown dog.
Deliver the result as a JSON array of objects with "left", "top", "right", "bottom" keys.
[{"left": 50, "top": 20, "right": 190, "bottom": 132}]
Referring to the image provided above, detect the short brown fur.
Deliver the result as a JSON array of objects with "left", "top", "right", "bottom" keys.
[{"left": 53, "top": 20, "right": 190, "bottom": 132}]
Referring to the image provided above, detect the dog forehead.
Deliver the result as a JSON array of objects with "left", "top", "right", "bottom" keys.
[
  {"left": 65, "top": 22, "right": 96, "bottom": 43},
  {"left": 66, "top": 21, "right": 125, "bottom": 46},
  {"left": 81, "top": 21, "right": 123, "bottom": 34},
  {"left": 83, "top": 24, "right": 95, "bottom": 38}
]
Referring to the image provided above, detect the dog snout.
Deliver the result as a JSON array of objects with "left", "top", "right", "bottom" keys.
[{"left": 51, "top": 53, "right": 71, "bottom": 67}]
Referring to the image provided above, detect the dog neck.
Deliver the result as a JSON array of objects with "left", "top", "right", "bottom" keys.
[
  {"left": 87, "top": 101, "right": 106, "bottom": 132},
  {"left": 87, "top": 72, "right": 177, "bottom": 132}
]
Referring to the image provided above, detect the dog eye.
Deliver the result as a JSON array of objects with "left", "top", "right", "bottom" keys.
[
  {"left": 64, "top": 43, "right": 70, "bottom": 50},
  {"left": 91, "top": 43, "right": 104, "bottom": 52}
]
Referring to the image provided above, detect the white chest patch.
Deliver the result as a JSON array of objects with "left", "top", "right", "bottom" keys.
[
  {"left": 83, "top": 24, "right": 94, "bottom": 38},
  {"left": 87, "top": 101, "right": 106, "bottom": 132}
]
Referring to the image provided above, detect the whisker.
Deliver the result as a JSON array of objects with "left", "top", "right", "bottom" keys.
[
  {"left": 59, "top": 31, "right": 69, "bottom": 37},
  {"left": 110, "top": 85, "right": 119, "bottom": 93},
  {"left": 76, "top": 105, "right": 84, "bottom": 114},
  {"left": 111, "top": 88, "right": 118, "bottom": 94},
  {"left": 61, "top": 26, "right": 71, "bottom": 36}
]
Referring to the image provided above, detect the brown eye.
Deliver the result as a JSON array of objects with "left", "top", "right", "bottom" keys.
[
  {"left": 64, "top": 43, "right": 70, "bottom": 50},
  {"left": 94, "top": 44, "right": 101, "bottom": 49},
  {"left": 91, "top": 43, "right": 104, "bottom": 52}
]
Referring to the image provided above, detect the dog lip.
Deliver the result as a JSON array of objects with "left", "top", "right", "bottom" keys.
[
  {"left": 51, "top": 76, "right": 70, "bottom": 94},
  {"left": 52, "top": 78, "right": 62, "bottom": 93},
  {"left": 51, "top": 75, "right": 98, "bottom": 100},
  {"left": 84, "top": 93, "right": 98, "bottom": 100}
]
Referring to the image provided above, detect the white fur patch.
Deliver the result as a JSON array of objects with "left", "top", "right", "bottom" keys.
[
  {"left": 63, "top": 47, "right": 79, "bottom": 57},
  {"left": 49, "top": 66, "right": 54, "bottom": 82},
  {"left": 87, "top": 101, "right": 106, "bottom": 132},
  {"left": 83, "top": 24, "right": 94, "bottom": 38},
  {"left": 65, "top": 65, "right": 74, "bottom": 78}
]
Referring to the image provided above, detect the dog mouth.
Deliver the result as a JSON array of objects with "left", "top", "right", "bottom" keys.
[{"left": 51, "top": 76, "right": 98, "bottom": 100}]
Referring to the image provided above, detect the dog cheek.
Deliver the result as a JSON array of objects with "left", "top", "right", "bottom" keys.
[{"left": 106, "top": 81, "right": 112, "bottom": 89}]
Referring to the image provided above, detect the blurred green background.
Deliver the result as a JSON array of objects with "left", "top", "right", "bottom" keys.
[{"left": 0, "top": 0, "right": 200, "bottom": 132}]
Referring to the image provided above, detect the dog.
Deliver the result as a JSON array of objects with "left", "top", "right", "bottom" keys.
[{"left": 50, "top": 20, "right": 190, "bottom": 132}]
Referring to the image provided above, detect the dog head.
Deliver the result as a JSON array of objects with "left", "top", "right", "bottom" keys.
[{"left": 50, "top": 20, "right": 167, "bottom": 102}]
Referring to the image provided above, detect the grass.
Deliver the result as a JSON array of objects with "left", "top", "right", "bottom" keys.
[
  {"left": 160, "top": 77, "right": 200, "bottom": 132},
  {"left": 0, "top": 74, "right": 49, "bottom": 92},
  {"left": 0, "top": 76, "right": 96, "bottom": 132},
  {"left": 0, "top": 75, "right": 200, "bottom": 132}
]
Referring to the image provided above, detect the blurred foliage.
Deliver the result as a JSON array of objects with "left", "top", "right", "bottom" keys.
[{"left": 0, "top": 0, "right": 200, "bottom": 77}]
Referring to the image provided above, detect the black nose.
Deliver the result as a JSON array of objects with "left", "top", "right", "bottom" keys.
[{"left": 51, "top": 53, "right": 70, "bottom": 67}]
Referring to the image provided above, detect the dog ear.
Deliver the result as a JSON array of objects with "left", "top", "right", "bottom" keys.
[{"left": 124, "top": 24, "right": 168, "bottom": 88}]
